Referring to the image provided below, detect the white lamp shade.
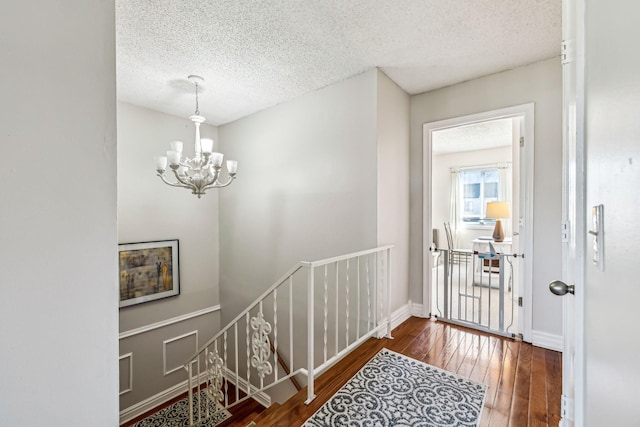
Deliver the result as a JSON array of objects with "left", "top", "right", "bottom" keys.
[
  {"left": 167, "top": 150, "right": 181, "bottom": 166},
  {"left": 200, "top": 138, "right": 214, "bottom": 154},
  {"left": 154, "top": 156, "right": 167, "bottom": 171},
  {"left": 210, "top": 152, "right": 224, "bottom": 167},
  {"left": 226, "top": 160, "right": 238, "bottom": 174},
  {"left": 170, "top": 140, "right": 183, "bottom": 153},
  {"left": 486, "top": 201, "right": 511, "bottom": 219}
]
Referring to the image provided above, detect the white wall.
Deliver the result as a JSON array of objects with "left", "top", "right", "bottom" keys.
[
  {"left": 0, "top": 1, "right": 118, "bottom": 425},
  {"left": 377, "top": 70, "right": 411, "bottom": 312},
  {"left": 410, "top": 58, "right": 563, "bottom": 338},
  {"left": 117, "top": 102, "right": 221, "bottom": 411},
  {"left": 218, "top": 70, "right": 378, "bottom": 323},
  {"left": 583, "top": 1, "right": 640, "bottom": 423}
]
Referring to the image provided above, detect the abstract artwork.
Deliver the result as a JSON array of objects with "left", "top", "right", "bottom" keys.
[{"left": 119, "top": 240, "right": 180, "bottom": 308}]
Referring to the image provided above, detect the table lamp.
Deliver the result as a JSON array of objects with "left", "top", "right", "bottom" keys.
[{"left": 486, "top": 201, "right": 511, "bottom": 242}]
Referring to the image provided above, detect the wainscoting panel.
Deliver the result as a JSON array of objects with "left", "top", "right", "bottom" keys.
[
  {"left": 163, "top": 331, "right": 198, "bottom": 376},
  {"left": 119, "top": 306, "right": 221, "bottom": 424},
  {"left": 119, "top": 353, "right": 133, "bottom": 395}
]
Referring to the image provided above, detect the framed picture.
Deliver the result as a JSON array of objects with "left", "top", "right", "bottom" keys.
[{"left": 119, "top": 240, "right": 180, "bottom": 308}]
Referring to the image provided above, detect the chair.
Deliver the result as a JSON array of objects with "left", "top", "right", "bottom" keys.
[{"left": 444, "top": 222, "right": 473, "bottom": 265}]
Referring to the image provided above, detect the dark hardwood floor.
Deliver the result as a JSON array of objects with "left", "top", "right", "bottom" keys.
[
  {"left": 250, "top": 316, "right": 562, "bottom": 426},
  {"left": 123, "top": 316, "right": 561, "bottom": 427}
]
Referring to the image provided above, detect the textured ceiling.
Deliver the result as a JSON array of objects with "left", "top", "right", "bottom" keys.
[
  {"left": 116, "top": 0, "right": 561, "bottom": 126},
  {"left": 432, "top": 118, "right": 513, "bottom": 155}
]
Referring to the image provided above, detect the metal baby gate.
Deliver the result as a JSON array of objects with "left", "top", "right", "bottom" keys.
[{"left": 431, "top": 244, "right": 521, "bottom": 338}]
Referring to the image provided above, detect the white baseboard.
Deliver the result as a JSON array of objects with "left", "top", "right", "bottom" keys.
[
  {"left": 389, "top": 304, "right": 412, "bottom": 330},
  {"left": 409, "top": 301, "right": 429, "bottom": 318},
  {"left": 531, "top": 330, "right": 563, "bottom": 352}
]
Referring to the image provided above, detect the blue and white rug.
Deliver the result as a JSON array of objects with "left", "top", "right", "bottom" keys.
[
  {"left": 133, "top": 390, "right": 231, "bottom": 427},
  {"left": 303, "top": 348, "right": 487, "bottom": 427}
]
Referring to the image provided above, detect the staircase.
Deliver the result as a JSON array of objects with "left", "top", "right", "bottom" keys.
[{"left": 183, "top": 246, "right": 394, "bottom": 427}]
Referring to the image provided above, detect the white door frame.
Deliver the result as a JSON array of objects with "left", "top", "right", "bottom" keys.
[
  {"left": 422, "top": 103, "right": 535, "bottom": 342},
  {"left": 559, "top": 0, "right": 585, "bottom": 424}
]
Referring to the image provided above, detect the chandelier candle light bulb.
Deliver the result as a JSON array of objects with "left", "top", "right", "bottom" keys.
[{"left": 155, "top": 75, "right": 237, "bottom": 198}]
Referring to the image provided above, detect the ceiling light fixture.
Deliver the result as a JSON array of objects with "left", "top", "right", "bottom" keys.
[{"left": 154, "top": 75, "right": 237, "bottom": 198}]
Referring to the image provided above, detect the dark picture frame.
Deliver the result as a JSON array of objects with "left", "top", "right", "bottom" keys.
[{"left": 118, "top": 240, "right": 180, "bottom": 308}]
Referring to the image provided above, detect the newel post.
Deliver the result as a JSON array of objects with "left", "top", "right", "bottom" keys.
[{"left": 305, "top": 265, "right": 316, "bottom": 404}]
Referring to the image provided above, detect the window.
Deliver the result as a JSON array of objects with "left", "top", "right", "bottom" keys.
[{"left": 459, "top": 167, "right": 499, "bottom": 226}]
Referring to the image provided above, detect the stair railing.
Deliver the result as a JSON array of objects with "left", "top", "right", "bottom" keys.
[{"left": 183, "top": 245, "right": 394, "bottom": 426}]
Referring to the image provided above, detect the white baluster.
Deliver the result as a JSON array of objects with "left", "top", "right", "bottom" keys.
[
  {"left": 234, "top": 323, "right": 239, "bottom": 403},
  {"left": 246, "top": 312, "right": 250, "bottom": 395},
  {"left": 366, "top": 253, "right": 371, "bottom": 333},
  {"left": 335, "top": 261, "right": 339, "bottom": 356},
  {"left": 273, "top": 289, "right": 278, "bottom": 381},
  {"left": 205, "top": 347, "right": 210, "bottom": 419},
  {"left": 289, "top": 276, "right": 293, "bottom": 372},
  {"left": 346, "top": 259, "right": 350, "bottom": 347},
  {"left": 323, "top": 265, "right": 328, "bottom": 363},
  {"left": 306, "top": 266, "right": 316, "bottom": 404},
  {"left": 224, "top": 331, "right": 228, "bottom": 408},
  {"left": 188, "top": 362, "right": 194, "bottom": 426},
  {"left": 374, "top": 252, "right": 379, "bottom": 329},
  {"left": 386, "top": 248, "right": 392, "bottom": 338},
  {"left": 356, "top": 256, "right": 360, "bottom": 340}
]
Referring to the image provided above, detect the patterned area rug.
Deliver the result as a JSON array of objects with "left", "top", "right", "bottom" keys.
[
  {"left": 133, "top": 390, "right": 231, "bottom": 427},
  {"left": 303, "top": 348, "right": 487, "bottom": 427}
]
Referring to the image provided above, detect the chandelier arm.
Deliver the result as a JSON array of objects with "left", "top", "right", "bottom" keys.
[
  {"left": 157, "top": 173, "right": 193, "bottom": 190},
  {"left": 202, "top": 175, "right": 236, "bottom": 191},
  {"left": 170, "top": 168, "right": 198, "bottom": 189}
]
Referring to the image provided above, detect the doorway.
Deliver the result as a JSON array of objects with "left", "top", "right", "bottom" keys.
[{"left": 422, "top": 104, "right": 534, "bottom": 341}]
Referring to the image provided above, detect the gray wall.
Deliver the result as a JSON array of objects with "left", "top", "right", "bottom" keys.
[
  {"left": 376, "top": 70, "right": 411, "bottom": 311},
  {"left": 218, "top": 70, "right": 379, "bottom": 324},
  {"left": 117, "top": 102, "right": 221, "bottom": 412},
  {"left": 410, "top": 57, "right": 563, "bottom": 338},
  {"left": 583, "top": 1, "right": 640, "bottom": 423},
  {"left": 0, "top": 1, "right": 119, "bottom": 425}
]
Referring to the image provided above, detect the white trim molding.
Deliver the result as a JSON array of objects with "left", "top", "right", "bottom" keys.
[
  {"left": 119, "top": 352, "right": 133, "bottom": 396},
  {"left": 531, "top": 330, "right": 563, "bottom": 352},
  {"left": 409, "top": 301, "right": 428, "bottom": 318},
  {"left": 390, "top": 304, "right": 412, "bottom": 330},
  {"left": 163, "top": 331, "right": 198, "bottom": 376},
  {"left": 119, "top": 305, "right": 220, "bottom": 340}
]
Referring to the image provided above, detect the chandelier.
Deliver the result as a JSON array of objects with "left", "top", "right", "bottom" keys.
[{"left": 154, "top": 75, "right": 237, "bottom": 198}]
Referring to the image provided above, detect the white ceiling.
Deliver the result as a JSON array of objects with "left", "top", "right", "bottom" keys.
[
  {"left": 116, "top": 0, "right": 561, "bottom": 126},
  {"left": 432, "top": 118, "right": 513, "bottom": 154}
]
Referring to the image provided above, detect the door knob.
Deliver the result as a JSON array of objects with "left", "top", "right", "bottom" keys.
[{"left": 549, "top": 280, "right": 575, "bottom": 296}]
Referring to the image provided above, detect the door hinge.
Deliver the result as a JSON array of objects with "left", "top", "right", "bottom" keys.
[
  {"left": 561, "top": 39, "right": 576, "bottom": 65},
  {"left": 561, "top": 395, "right": 575, "bottom": 420},
  {"left": 561, "top": 221, "right": 570, "bottom": 243},
  {"left": 519, "top": 136, "right": 524, "bottom": 148},
  {"left": 518, "top": 297, "right": 523, "bottom": 307}
]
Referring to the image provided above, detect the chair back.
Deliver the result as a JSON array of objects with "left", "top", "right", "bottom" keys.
[{"left": 444, "top": 222, "right": 454, "bottom": 251}]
